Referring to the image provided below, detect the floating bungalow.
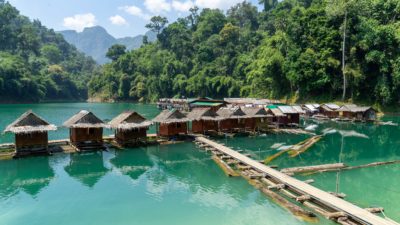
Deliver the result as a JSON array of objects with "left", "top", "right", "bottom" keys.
[
  {"left": 157, "top": 98, "right": 189, "bottom": 111},
  {"left": 266, "top": 106, "right": 287, "bottom": 128},
  {"left": 277, "top": 106, "right": 301, "bottom": 126},
  {"left": 224, "top": 98, "right": 281, "bottom": 108},
  {"left": 152, "top": 109, "right": 190, "bottom": 137},
  {"left": 187, "top": 108, "right": 224, "bottom": 134},
  {"left": 242, "top": 107, "right": 271, "bottom": 132},
  {"left": 109, "top": 111, "right": 152, "bottom": 147},
  {"left": 303, "top": 104, "right": 320, "bottom": 116},
  {"left": 217, "top": 107, "right": 248, "bottom": 132},
  {"left": 4, "top": 110, "right": 57, "bottom": 156},
  {"left": 63, "top": 110, "right": 106, "bottom": 151},
  {"left": 188, "top": 98, "right": 227, "bottom": 111},
  {"left": 338, "top": 105, "right": 377, "bottom": 121},
  {"left": 157, "top": 97, "right": 226, "bottom": 112},
  {"left": 318, "top": 103, "right": 341, "bottom": 118}
]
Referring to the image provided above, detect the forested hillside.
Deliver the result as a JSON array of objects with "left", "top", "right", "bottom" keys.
[
  {"left": 0, "top": 0, "right": 97, "bottom": 102},
  {"left": 89, "top": 0, "right": 400, "bottom": 106}
]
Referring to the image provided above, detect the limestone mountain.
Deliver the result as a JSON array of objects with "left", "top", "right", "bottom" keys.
[{"left": 59, "top": 26, "right": 156, "bottom": 64}]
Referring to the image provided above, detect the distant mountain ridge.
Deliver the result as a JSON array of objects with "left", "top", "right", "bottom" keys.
[{"left": 59, "top": 26, "right": 156, "bottom": 64}]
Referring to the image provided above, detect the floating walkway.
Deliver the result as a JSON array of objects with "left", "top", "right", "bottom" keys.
[{"left": 194, "top": 136, "right": 399, "bottom": 225}]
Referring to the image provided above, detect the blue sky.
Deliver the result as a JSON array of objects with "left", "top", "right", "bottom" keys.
[{"left": 8, "top": 0, "right": 261, "bottom": 38}]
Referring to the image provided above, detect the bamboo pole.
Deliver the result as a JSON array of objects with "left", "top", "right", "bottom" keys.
[
  {"left": 281, "top": 163, "right": 347, "bottom": 174},
  {"left": 212, "top": 155, "right": 240, "bottom": 177}
]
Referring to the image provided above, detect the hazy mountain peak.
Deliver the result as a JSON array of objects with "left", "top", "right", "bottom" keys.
[{"left": 58, "top": 26, "right": 156, "bottom": 64}]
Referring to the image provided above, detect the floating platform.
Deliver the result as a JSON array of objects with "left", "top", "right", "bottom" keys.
[{"left": 194, "top": 135, "right": 399, "bottom": 225}]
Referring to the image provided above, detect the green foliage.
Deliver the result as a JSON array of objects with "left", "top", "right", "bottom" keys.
[
  {"left": 0, "top": 2, "right": 97, "bottom": 102},
  {"left": 145, "top": 16, "right": 169, "bottom": 35},
  {"left": 90, "top": 0, "right": 400, "bottom": 106},
  {"left": 106, "top": 44, "right": 126, "bottom": 61}
]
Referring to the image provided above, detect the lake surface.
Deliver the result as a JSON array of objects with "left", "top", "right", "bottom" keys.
[{"left": 0, "top": 103, "right": 399, "bottom": 224}]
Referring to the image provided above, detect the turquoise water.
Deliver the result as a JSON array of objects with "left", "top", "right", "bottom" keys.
[
  {"left": 219, "top": 117, "right": 400, "bottom": 221},
  {"left": 0, "top": 143, "right": 316, "bottom": 225},
  {"left": 0, "top": 103, "right": 399, "bottom": 224},
  {"left": 0, "top": 103, "right": 159, "bottom": 143}
]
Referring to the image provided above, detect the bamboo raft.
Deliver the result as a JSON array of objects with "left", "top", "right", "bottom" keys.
[{"left": 194, "top": 136, "right": 399, "bottom": 225}]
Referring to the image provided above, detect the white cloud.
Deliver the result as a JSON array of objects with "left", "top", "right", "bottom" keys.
[
  {"left": 109, "top": 15, "right": 128, "bottom": 26},
  {"left": 194, "top": 0, "right": 242, "bottom": 10},
  {"left": 172, "top": 0, "right": 195, "bottom": 12},
  {"left": 144, "top": 0, "right": 171, "bottom": 14},
  {"left": 120, "top": 5, "right": 151, "bottom": 20},
  {"left": 63, "top": 13, "right": 96, "bottom": 32}
]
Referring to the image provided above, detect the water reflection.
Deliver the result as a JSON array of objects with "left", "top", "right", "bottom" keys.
[
  {"left": 110, "top": 148, "right": 153, "bottom": 181},
  {"left": 64, "top": 152, "right": 109, "bottom": 188},
  {"left": 0, "top": 156, "right": 54, "bottom": 198},
  {"left": 143, "top": 143, "right": 261, "bottom": 208}
]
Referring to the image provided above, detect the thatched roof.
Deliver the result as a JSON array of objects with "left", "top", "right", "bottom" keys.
[
  {"left": 109, "top": 111, "right": 152, "bottom": 130},
  {"left": 217, "top": 107, "right": 249, "bottom": 119},
  {"left": 268, "top": 108, "right": 286, "bottom": 117},
  {"left": 338, "top": 105, "right": 374, "bottom": 113},
  {"left": 278, "top": 106, "right": 299, "bottom": 114},
  {"left": 242, "top": 107, "right": 271, "bottom": 118},
  {"left": 321, "top": 103, "right": 341, "bottom": 111},
  {"left": 63, "top": 110, "right": 106, "bottom": 128},
  {"left": 186, "top": 108, "right": 224, "bottom": 121},
  {"left": 4, "top": 110, "right": 57, "bottom": 134},
  {"left": 152, "top": 109, "right": 190, "bottom": 124}
]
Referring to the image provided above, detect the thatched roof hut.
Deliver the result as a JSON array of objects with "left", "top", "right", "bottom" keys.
[
  {"left": 186, "top": 108, "right": 224, "bottom": 121},
  {"left": 109, "top": 111, "right": 152, "bottom": 130},
  {"left": 152, "top": 109, "right": 190, "bottom": 124},
  {"left": 338, "top": 104, "right": 372, "bottom": 113},
  {"left": 4, "top": 110, "right": 56, "bottom": 134},
  {"left": 241, "top": 107, "right": 270, "bottom": 118},
  {"left": 216, "top": 107, "right": 249, "bottom": 119},
  {"left": 63, "top": 110, "right": 106, "bottom": 128},
  {"left": 337, "top": 104, "right": 376, "bottom": 121}
]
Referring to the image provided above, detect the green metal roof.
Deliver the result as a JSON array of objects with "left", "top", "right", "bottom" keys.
[{"left": 191, "top": 102, "right": 223, "bottom": 106}]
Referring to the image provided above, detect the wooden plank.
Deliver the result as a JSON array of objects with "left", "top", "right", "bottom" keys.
[{"left": 195, "top": 136, "right": 399, "bottom": 225}]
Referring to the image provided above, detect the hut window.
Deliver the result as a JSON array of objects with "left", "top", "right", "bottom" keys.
[
  {"left": 176, "top": 123, "right": 182, "bottom": 128},
  {"left": 89, "top": 128, "right": 95, "bottom": 135}
]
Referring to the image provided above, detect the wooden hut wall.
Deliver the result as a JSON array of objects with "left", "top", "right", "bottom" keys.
[
  {"left": 192, "top": 120, "right": 219, "bottom": 133},
  {"left": 320, "top": 108, "right": 339, "bottom": 118},
  {"left": 158, "top": 122, "right": 187, "bottom": 136},
  {"left": 364, "top": 109, "right": 376, "bottom": 121},
  {"left": 115, "top": 128, "right": 147, "bottom": 143},
  {"left": 339, "top": 111, "right": 353, "bottom": 119},
  {"left": 287, "top": 114, "right": 300, "bottom": 124},
  {"left": 244, "top": 118, "right": 256, "bottom": 130},
  {"left": 15, "top": 132, "right": 48, "bottom": 150},
  {"left": 219, "top": 118, "right": 246, "bottom": 131},
  {"left": 272, "top": 116, "right": 288, "bottom": 126},
  {"left": 70, "top": 128, "right": 103, "bottom": 144},
  {"left": 255, "top": 118, "right": 269, "bottom": 130}
]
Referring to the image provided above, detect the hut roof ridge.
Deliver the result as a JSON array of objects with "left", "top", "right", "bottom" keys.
[
  {"left": 187, "top": 108, "right": 224, "bottom": 121},
  {"left": 63, "top": 110, "right": 106, "bottom": 128},
  {"left": 4, "top": 110, "right": 57, "bottom": 134},
  {"left": 109, "top": 111, "right": 152, "bottom": 130},
  {"left": 152, "top": 109, "right": 190, "bottom": 124}
]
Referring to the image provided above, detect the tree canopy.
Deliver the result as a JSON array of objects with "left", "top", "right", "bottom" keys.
[
  {"left": 89, "top": 0, "right": 400, "bottom": 106},
  {"left": 0, "top": 1, "right": 97, "bottom": 102}
]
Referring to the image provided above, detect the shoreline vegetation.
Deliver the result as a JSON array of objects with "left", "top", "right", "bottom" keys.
[
  {"left": 1, "top": 0, "right": 400, "bottom": 112},
  {"left": 2, "top": 98, "right": 399, "bottom": 114}
]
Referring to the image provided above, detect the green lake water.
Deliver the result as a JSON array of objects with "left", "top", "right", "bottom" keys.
[{"left": 0, "top": 103, "right": 399, "bottom": 224}]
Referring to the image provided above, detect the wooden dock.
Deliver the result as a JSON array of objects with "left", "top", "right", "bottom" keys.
[{"left": 195, "top": 136, "right": 399, "bottom": 225}]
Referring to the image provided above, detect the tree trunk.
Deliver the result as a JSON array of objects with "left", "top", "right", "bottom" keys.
[{"left": 342, "top": 11, "right": 348, "bottom": 101}]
